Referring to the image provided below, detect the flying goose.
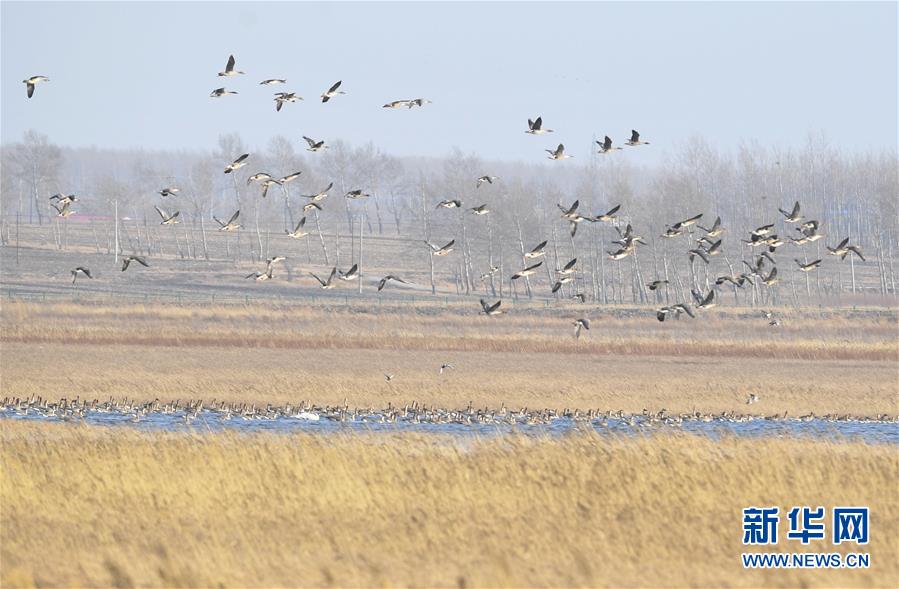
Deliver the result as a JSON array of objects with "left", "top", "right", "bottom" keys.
[
  {"left": 384, "top": 373, "right": 395, "bottom": 382},
  {"left": 511, "top": 261, "right": 543, "bottom": 279},
  {"left": 49, "top": 193, "right": 78, "bottom": 205},
  {"left": 551, "top": 275, "right": 574, "bottom": 292},
  {"left": 827, "top": 239, "right": 865, "bottom": 261},
  {"left": 303, "top": 202, "right": 323, "bottom": 213},
  {"left": 558, "top": 200, "right": 581, "bottom": 220},
  {"left": 71, "top": 267, "right": 92, "bottom": 284},
  {"left": 436, "top": 199, "right": 462, "bottom": 209},
  {"left": 480, "top": 266, "right": 500, "bottom": 280},
  {"left": 572, "top": 293, "right": 586, "bottom": 303},
  {"left": 595, "top": 204, "right": 621, "bottom": 223},
  {"left": 596, "top": 136, "right": 623, "bottom": 154},
  {"left": 121, "top": 256, "right": 149, "bottom": 272},
  {"left": 661, "top": 226, "right": 684, "bottom": 238},
  {"left": 245, "top": 268, "right": 273, "bottom": 282},
  {"left": 647, "top": 279, "right": 669, "bottom": 291},
  {"left": 279, "top": 171, "right": 303, "bottom": 184},
  {"left": 761, "top": 267, "right": 779, "bottom": 286},
  {"left": 302, "top": 182, "right": 333, "bottom": 202},
  {"left": 625, "top": 130, "right": 650, "bottom": 146},
  {"left": 320, "top": 80, "right": 345, "bottom": 102},
  {"left": 377, "top": 275, "right": 408, "bottom": 291},
  {"left": 698, "top": 216, "right": 724, "bottom": 237},
  {"left": 795, "top": 259, "right": 822, "bottom": 272},
  {"left": 338, "top": 264, "right": 359, "bottom": 281},
  {"left": 656, "top": 303, "right": 694, "bottom": 322},
  {"left": 439, "top": 363, "right": 455, "bottom": 374},
  {"left": 210, "top": 87, "right": 238, "bottom": 98},
  {"left": 260, "top": 79, "right": 287, "bottom": 85},
  {"left": 674, "top": 213, "right": 703, "bottom": 229},
  {"left": 425, "top": 240, "right": 455, "bottom": 256},
  {"left": 310, "top": 267, "right": 338, "bottom": 289},
  {"left": 52, "top": 201, "right": 75, "bottom": 217},
  {"left": 751, "top": 223, "right": 775, "bottom": 237},
  {"left": 715, "top": 274, "right": 751, "bottom": 288},
  {"left": 779, "top": 201, "right": 802, "bottom": 223},
  {"left": 526, "top": 116, "right": 553, "bottom": 134},
  {"left": 573, "top": 318, "right": 590, "bottom": 339},
  {"left": 476, "top": 175, "right": 497, "bottom": 188},
  {"left": 470, "top": 204, "right": 491, "bottom": 215},
  {"left": 303, "top": 136, "right": 327, "bottom": 152},
  {"left": 557, "top": 258, "right": 578, "bottom": 275},
  {"left": 607, "top": 248, "right": 632, "bottom": 261},
  {"left": 546, "top": 144, "right": 572, "bottom": 160},
  {"left": 383, "top": 100, "right": 413, "bottom": 109},
  {"left": 224, "top": 154, "right": 249, "bottom": 173},
  {"left": 479, "top": 299, "right": 503, "bottom": 316},
  {"left": 691, "top": 289, "right": 716, "bottom": 309},
  {"left": 214, "top": 210, "right": 241, "bottom": 231},
  {"left": 247, "top": 173, "right": 273, "bottom": 185},
  {"left": 154, "top": 206, "right": 180, "bottom": 225},
  {"left": 264, "top": 256, "right": 286, "bottom": 276},
  {"left": 23, "top": 75, "right": 49, "bottom": 98},
  {"left": 286, "top": 217, "right": 308, "bottom": 238},
  {"left": 345, "top": 189, "right": 370, "bottom": 199},
  {"left": 218, "top": 55, "right": 245, "bottom": 77},
  {"left": 260, "top": 178, "right": 283, "bottom": 198},
  {"left": 746, "top": 393, "right": 759, "bottom": 405},
  {"left": 524, "top": 240, "right": 548, "bottom": 259},
  {"left": 274, "top": 92, "right": 302, "bottom": 111}
]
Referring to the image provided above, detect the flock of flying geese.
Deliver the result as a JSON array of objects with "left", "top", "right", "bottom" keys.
[{"left": 31, "top": 55, "right": 866, "bottom": 337}]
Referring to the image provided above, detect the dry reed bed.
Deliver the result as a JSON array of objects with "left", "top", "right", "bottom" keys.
[
  {"left": 2, "top": 302, "right": 896, "bottom": 362},
  {"left": 1, "top": 421, "right": 896, "bottom": 588}
]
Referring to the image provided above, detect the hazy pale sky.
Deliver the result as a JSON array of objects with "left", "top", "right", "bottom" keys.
[{"left": 2, "top": 1, "right": 896, "bottom": 162}]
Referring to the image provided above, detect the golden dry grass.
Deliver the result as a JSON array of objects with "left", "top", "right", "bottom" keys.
[
  {"left": 1, "top": 301, "right": 896, "bottom": 415},
  {"left": 1, "top": 421, "right": 896, "bottom": 589}
]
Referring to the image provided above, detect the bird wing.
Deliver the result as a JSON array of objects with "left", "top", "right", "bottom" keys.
[
  {"left": 531, "top": 240, "right": 547, "bottom": 254},
  {"left": 26, "top": 83, "right": 35, "bottom": 98},
  {"left": 328, "top": 80, "right": 342, "bottom": 93},
  {"left": 441, "top": 240, "right": 455, "bottom": 250},
  {"left": 309, "top": 272, "right": 326, "bottom": 287},
  {"left": 154, "top": 206, "right": 167, "bottom": 220},
  {"left": 225, "top": 54, "right": 236, "bottom": 72},
  {"left": 234, "top": 153, "right": 249, "bottom": 164},
  {"left": 303, "top": 136, "right": 316, "bottom": 147},
  {"left": 606, "top": 204, "right": 621, "bottom": 216},
  {"left": 134, "top": 256, "right": 149, "bottom": 267},
  {"left": 630, "top": 130, "right": 639, "bottom": 142},
  {"left": 227, "top": 210, "right": 240, "bottom": 225}
]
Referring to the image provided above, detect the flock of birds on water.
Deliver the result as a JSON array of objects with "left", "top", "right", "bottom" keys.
[
  {"left": 4, "top": 396, "right": 896, "bottom": 428},
  {"left": 17, "top": 56, "right": 881, "bottom": 426}
]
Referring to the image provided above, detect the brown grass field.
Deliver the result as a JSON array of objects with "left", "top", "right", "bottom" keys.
[
  {"left": 1, "top": 422, "right": 897, "bottom": 589},
  {"left": 1, "top": 300, "right": 896, "bottom": 415}
]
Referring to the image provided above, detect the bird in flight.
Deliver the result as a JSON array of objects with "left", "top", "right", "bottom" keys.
[
  {"left": 377, "top": 275, "right": 408, "bottom": 292},
  {"left": 320, "top": 80, "right": 345, "bottom": 103},
  {"left": 274, "top": 92, "right": 302, "bottom": 112},
  {"left": 511, "top": 261, "right": 542, "bottom": 279},
  {"left": 345, "top": 189, "right": 370, "bottom": 200},
  {"left": 154, "top": 206, "right": 180, "bottom": 225},
  {"left": 158, "top": 187, "right": 180, "bottom": 198},
  {"left": 470, "top": 204, "right": 491, "bottom": 215},
  {"left": 214, "top": 210, "right": 241, "bottom": 231},
  {"left": 303, "top": 136, "right": 327, "bottom": 152},
  {"left": 383, "top": 100, "right": 413, "bottom": 109},
  {"left": 439, "top": 363, "right": 455, "bottom": 375},
  {"left": 526, "top": 116, "right": 553, "bottom": 134},
  {"left": 795, "top": 259, "right": 822, "bottom": 272},
  {"left": 338, "top": 264, "right": 359, "bottom": 281},
  {"left": 524, "top": 240, "right": 548, "bottom": 259},
  {"left": 260, "top": 79, "right": 287, "bottom": 86},
  {"left": 224, "top": 154, "right": 249, "bottom": 173},
  {"left": 625, "top": 130, "right": 650, "bottom": 146},
  {"left": 436, "top": 199, "right": 462, "bottom": 209},
  {"left": 218, "top": 55, "right": 245, "bottom": 77},
  {"left": 425, "top": 240, "right": 455, "bottom": 256},
  {"left": 71, "top": 267, "right": 92, "bottom": 284},
  {"left": 302, "top": 182, "right": 333, "bottom": 202},
  {"left": 546, "top": 144, "right": 572, "bottom": 160},
  {"left": 476, "top": 175, "right": 498, "bottom": 188},
  {"left": 121, "top": 256, "right": 149, "bottom": 272},
  {"left": 210, "top": 87, "right": 238, "bottom": 98},
  {"left": 309, "top": 267, "right": 338, "bottom": 289},
  {"left": 479, "top": 299, "right": 503, "bottom": 316},
  {"left": 23, "top": 75, "right": 49, "bottom": 98},
  {"left": 573, "top": 318, "right": 590, "bottom": 339},
  {"left": 779, "top": 201, "right": 802, "bottom": 223},
  {"left": 286, "top": 217, "right": 308, "bottom": 239},
  {"left": 596, "top": 136, "right": 623, "bottom": 154}
]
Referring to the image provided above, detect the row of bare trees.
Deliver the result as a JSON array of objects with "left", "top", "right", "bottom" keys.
[{"left": 1, "top": 129, "right": 896, "bottom": 305}]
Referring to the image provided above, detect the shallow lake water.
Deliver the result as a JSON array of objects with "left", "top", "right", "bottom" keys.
[{"left": 3, "top": 409, "right": 897, "bottom": 444}]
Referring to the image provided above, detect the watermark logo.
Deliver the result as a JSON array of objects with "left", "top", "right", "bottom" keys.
[{"left": 741, "top": 506, "right": 870, "bottom": 568}]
